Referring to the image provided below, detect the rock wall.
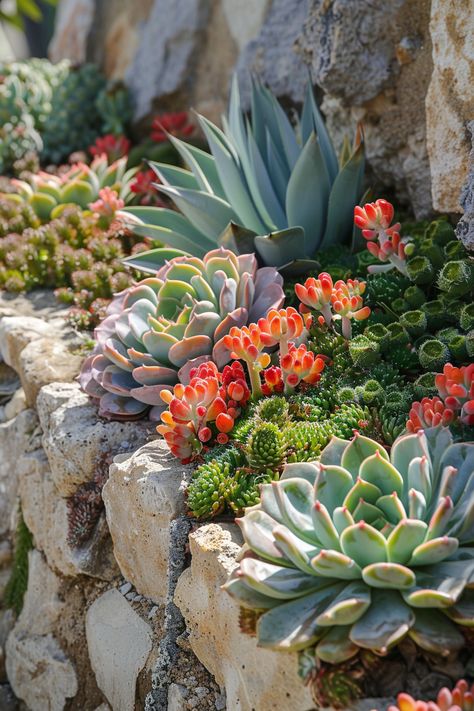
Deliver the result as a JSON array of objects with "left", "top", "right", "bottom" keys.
[{"left": 49, "top": 0, "right": 474, "bottom": 225}]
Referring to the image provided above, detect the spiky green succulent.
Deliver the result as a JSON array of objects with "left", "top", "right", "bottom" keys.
[
  {"left": 246, "top": 422, "right": 288, "bottom": 472},
  {"left": 254, "top": 396, "right": 289, "bottom": 428},
  {"left": 418, "top": 339, "right": 451, "bottom": 371},
  {"left": 79, "top": 248, "right": 284, "bottom": 420},
  {"left": 437, "top": 260, "right": 474, "bottom": 299},
  {"left": 285, "top": 421, "right": 332, "bottom": 463},
  {"left": 121, "top": 77, "right": 365, "bottom": 273},
  {"left": 224, "top": 428, "right": 474, "bottom": 662},
  {"left": 348, "top": 335, "right": 380, "bottom": 368}
]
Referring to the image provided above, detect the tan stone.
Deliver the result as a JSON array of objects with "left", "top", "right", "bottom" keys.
[
  {"left": 103, "top": 439, "right": 187, "bottom": 602},
  {"left": 18, "top": 337, "right": 83, "bottom": 407},
  {"left": 426, "top": 0, "right": 474, "bottom": 212},
  {"left": 175, "top": 523, "right": 314, "bottom": 711},
  {"left": 48, "top": 0, "right": 95, "bottom": 64},
  {"left": 0, "top": 316, "right": 54, "bottom": 373}
]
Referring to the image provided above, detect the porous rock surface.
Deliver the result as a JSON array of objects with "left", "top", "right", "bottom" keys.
[{"left": 103, "top": 439, "right": 188, "bottom": 602}]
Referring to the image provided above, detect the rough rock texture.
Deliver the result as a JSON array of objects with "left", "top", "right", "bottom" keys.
[
  {"left": 49, "top": 0, "right": 95, "bottom": 63},
  {"left": 38, "top": 381, "right": 151, "bottom": 496},
  {"left": 86, "top": 589, "right": 153, "bottom": 711},
  {"left": 175, "top": 523, "right": 314, "bottom": 711},
  {"left": 456, "top": 121, "right": 474, "bottom": 252},
  {"left": 19, "top": 337, "right": 83, "bottom": 407},
  {"left": 103, "top": 440, "right": 188, "bottom": 602},
  {"left": 426, "top": 0, "right": 474, "bottom": 213},
  {"left": 6, "top": 551, "right": 78, "bottom": 711}
]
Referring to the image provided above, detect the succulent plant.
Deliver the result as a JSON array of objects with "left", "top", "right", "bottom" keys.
[
  {"left": 224, "top": 428, "right": 474, "bottom": 662},
  {"left": 254, "top": 396, "right": 290, "bottom": 428},
  {"left": 389, "top": 680, "right": 474, "bottom": 711},
  {"left": 246, "top": 421, "right": 288, "bottom": 472},
  {"left": 121, "top": 77, "right": 365, "bottom": 273},
  {"left": 348, "top": 334, "right": 380, "bottom": 367},
  {"left": 9, "top": 155, "right": 137, "bottom": 221},
  {"left": 418, "top": 339, "right": 451, "bottom": 371},
  {"left": 437, "top": 260, "right": 474, "bottom": 299},
  {"left": 79, "top": 248, "right": 284, "bottom": 420}
]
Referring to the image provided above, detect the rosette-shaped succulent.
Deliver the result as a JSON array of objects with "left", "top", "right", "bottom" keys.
[
  {"left": 224, "top": 428, "right": 474, "bottom": 662},
  {"left": 79, "top": 248, "right": 284, "bottom": 419}
]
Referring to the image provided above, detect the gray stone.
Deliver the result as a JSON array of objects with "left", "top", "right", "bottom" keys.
[
  {"left": 86, "top": 588, "right": 153, "bottom": 711},
  {"left": 0, "top": 684, "right": 17, "bottom": 711},
  {"left": 38, "top": 382, "right": 151, "bottom": 496},
  {"left": 119, "top": 582, "right": 132, "bottom": 595},
  {"left": 49, "top": 0, "right": 95, "bottom": 63},
  {"left": 236, "top": 0, "right": 309, "bottom": 105},
  {"left": 126, "top": 0, "right": 211, "bottom": 120},
  {"left": 167, "top": 682, "right": 188, "bottom": 711},
  {"left": 456, "top": 121, "right": 474, "bottom": 252},
  {"left": 6, "top": 551, "right": 78, "bottom": 711},
  {"left": 103, "top": 440, "right": 188, "bottom": 602},
  {"left": 18, "top": 337, "right": 84, "bottom": 407},
  {"left": 0, "top": 316, "right": 54, "bottom": 373}
]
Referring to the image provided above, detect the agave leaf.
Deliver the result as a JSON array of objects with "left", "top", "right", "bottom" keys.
[
  {"left": 238, "top": 509, "right": 288, "bottom": 565},
  {"left": 250, "top": 76, "right": 288, "bottom": 173},
  {"left": 247, "top": 121, "right": 287, "bottom": 228},
  {"left": 254, "top": 227, "right": 307, "bottom": 269},
  {"left": 304, "top": 76, "right": 339, "bottom": 183},
  {"left": 240, "top": 558, "right": 322, "bottom": 600},
  {"left": 166, "top": 133, "right": 225, "bottom": 197},
  {"left": 265, "top": 129, "right": 290, "bottom": 207},
  {"left": 319, "top": 139, "right": 365, "bottom": 250},
  {"left": 277, "top": 259, "right": 321, "bottom": 277},
  {"left": 316, "top": 626, "right": 359, "bottom": 664},
  {"left": 218, "top": 221, "right": 257, "bottom": 255},
  {"left": 340, "top": 523, "right": 388, "bottom": 567},
  {"left": 409, "top": 608, "right": 465, "bottom": 654},
  {"left": 149, "top": 161, "right": 200, "bottom": 190},
  {"left": 257, "top": 583, "right": 345, "bottom": 651},
  {"left": 316, "top": 581, "right": 371, "bottom": 626},
  {"left": 286, "top": 133, "right": 331, "bottom": 254},
  {"left": 122, "top": 247, "right": 194, "bottom": 274},
  {"left": 349, "top": 589, "right": 415, "bottom": 653},
  {"left": 198, "top": 113, "right": 269, "bottom": 235},
  {"left": 157, "top": 185, "right": 238, "bottom": 240},
  {"left": 362, "top": 562, "right": 415, "bottom": 590},
  {"left": 222, "top": 573, "right": 280, "bottom": 609},
  {"left": 351, "top": 186, "right": 372, "bottom": 252},
  {"left": 271, "top": 89, "right": 300, "bottom": 170}
]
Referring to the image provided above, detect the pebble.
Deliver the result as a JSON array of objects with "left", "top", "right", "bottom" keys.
[
  {"left": 148, "top": 606, "right": 158, "bottom": 619},
  {"left": 215, "top": 693, "right": 226, "bottom": 710},
  {"left": 195, "top": 687, "right": 208, "bottom": 699},
  {"left": 186, "top": 697, "right": 198, "bottom": 708},
  {"left": 119, "top": 582, "right": 132, "bottom": 595},
  {"left": 125, "top": 592, "right": 135, "bottom": 601},
  {"left": 133, "top": 594, "right": 143, "bottom": 602}
]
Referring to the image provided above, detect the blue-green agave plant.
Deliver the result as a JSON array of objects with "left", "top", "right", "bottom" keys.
[
  {"left": 120, "top": 76, "right": 365, "bottom": 274},
  {"left": 224, "top": 428, "right": 474, "bottom": 663}
]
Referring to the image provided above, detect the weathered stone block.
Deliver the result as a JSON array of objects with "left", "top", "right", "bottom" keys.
[
  {"left": 18, "top": 337, "right": 84, "bottom": 407},
  {"left": 86, "top": 588, "right": 153, "bottom": 711},
  {"left": 103, "top": 439, "right": 188, "bottom": 602}
]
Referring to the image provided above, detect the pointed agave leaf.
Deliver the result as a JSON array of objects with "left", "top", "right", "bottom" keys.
[
  {"left": 122, "top": 248, "right": 191, "bottom": 274},
  {"left": 251, "top": 77, "right": 288, "bottom": 173},
  {"left": 254, "top": 227, "right": 307, "bottom": 269},
  {"left": 316, "top": 626, "right": 359, "bottom": 664},
  {"left": 319, "top": 140, "right": 365, "bottom": 250},
  {"left": 148, "top": 161, "right": 200, "bottom": 190},
  {"left": 409, "top": 608, "right": 465, "bottom": 654},
  {"left": 305, "top": 76, "right": 339, "bottom": 183},
  {"left": 316, "top": 581, "right": 371, "bottom": 626},
  {"left": 166, "top": 133, "right": 225, "bottom": 197},
  {"left": 218, "top": 221, "right": 257, "bottom": 255},
  {"left": 256, "top": 583, "right": 345, "bottom": 651},
  {"left": 285, "top": 133, "right": 331, "bottom": 254},
  {"left": 266, "top": 129, "right": 290, "bottom": 206},
  {"left": 271, "top": 90, "right": 300, "bottom": 170},
  {"left": 156, "top": 185, "right": 238, "bottom": 240},
  {"left": 120, "top": 206, "right": 216, "bottom": 252},
  {"left": 349, "top": 589, "right": 415, "bottom": 653},
  {"left": 198, "top": 113, "right": 269, "bottom": 235}
]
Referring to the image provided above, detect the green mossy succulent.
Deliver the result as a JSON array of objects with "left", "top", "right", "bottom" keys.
[
  {"left": 246, "top": 422, "right": 288, "bottom": 472},
  {"left": 460, "top": 303, "right": 474, "bottom": 332},
  {"left": 406, "top": 256, "right": 435, "bottom": 285},
  {"left": 421, "top": 300, "right": 447, "bottom": 331},
  {"left": 418, "top": 339, "right": 451, "bottom": 371},
  {"left": 225, "top": 429, "right": 474, "bottom": 663},
  {"left": 285, "top": 421, "right": 333, "bottom": 463},
  {"left": 399, "top": 310, "right": 427, "bottom": 338},
  {"left": 413, "top": 372, "right": 437, "bottom": 400},
  {"left": 437, "top": 260, "right": 474, "bottom": 299},
  {"left": 365, "top": 272, "right": 410, "bottom": 309},
  {"left": 348, "top": 335, "right": 380, "bottom": 368},
  {"left": 404, "top": 285, "right": 426, "bottom": 309},
  {"left": 254, "top": 396, "right": 289, "bottom": 428},
  {"left": 4, "top": 510, "right": 33, "bottom": 615}
]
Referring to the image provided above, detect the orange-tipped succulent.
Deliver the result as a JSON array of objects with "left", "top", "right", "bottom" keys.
[
  {"left": 257, "top": 306, "right": 306, "bottom": 355},
  {"left": 280, "top": 344, "right": 326, "bottom": 392},
  {"left": 407, "top": 363, "right": 474, "bottom": 432},
  {"left": 406, "top": 396, "right": 456, "bottom": 433},
  {"left": 388, "top": 679, "right": 474, "bottom": 711},
  {"left": 354, "top": 198, "right": 410, "bottom": 277},
  {"left": 295, "top": 272, "right": 370, "bottom": 338}
]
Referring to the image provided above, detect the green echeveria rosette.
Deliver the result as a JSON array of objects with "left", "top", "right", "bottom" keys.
[
  {"left": 79, "top": 248, "right": 284, "bottom": 420},
  {"left": 224, "top": 428, "right": 474, "bottom": 665}
]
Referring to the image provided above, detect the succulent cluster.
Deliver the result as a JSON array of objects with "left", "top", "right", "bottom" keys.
[
  {"left": 390, "top": 680, "right": 474, "bottom": 711},
  {"left": 121, "top": 76, "right": 365, "bottom": 273},
  {"left": 0, "top": 59, "right": 132, "bottom": 171},
  {"left": 79, "top": 248, "right": 284, "bottom": 419},
  {"left": 225, "top": 428, "right": 474, "bottom": 670}
]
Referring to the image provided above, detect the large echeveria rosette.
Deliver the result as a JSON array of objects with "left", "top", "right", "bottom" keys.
[
  {"left": 79, "top": 247, "right": 284, "bottom": 419},
  {"left": 224, "top": 428, "right": 474, "bottom": 663}
]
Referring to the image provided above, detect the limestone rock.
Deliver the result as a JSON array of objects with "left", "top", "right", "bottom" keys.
[
  {"left": 0, "top": 409, "right": 40, "bottom": 537},
  {"left": 18, "top": 337, "right": 83, "bottom": 407},
  {"left": 86, "top": 588, "right": 153, "bottom": 711},
  {"left": 38, "top": 382, "right": 151, "bottom": 496},
  {"left": 237, "top": 0, "right": 309, "bottom": 105},
  {"left": 426, "top": 0, "right": 474, "bottom": 213},
  {"left": 19, "top": 448, "right": 118, "bottom": 580},
  {"left": 175, "top": 523, "right": 314, "bottom": 711},
  {"left": 0, "top": 316, "right": 54, "bottom": 373},
  {"left": 6, "top": 551, "right": 78, "bottom": 711},
  {"left": 48, "top": 0, "right": 95, "bottom": 64},
  {"left": 3, "top": 388, "right": 26, "bottom": 421},
  {"left": 456, "top": 121, "right": 474, "bottom": 252},
  {"left": 103, "top": 439, "right": 188, "bottom": 602}
]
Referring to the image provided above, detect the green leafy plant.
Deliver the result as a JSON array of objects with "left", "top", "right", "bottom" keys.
[
  {"left": 4, "top": 510, "right": 33, "bottom": 615},
  {"left": 224, "top": 428, "right": 474, "bottom": 666},
  {"left": 121, "top": 77, "right": 365, "bottom": 273}
]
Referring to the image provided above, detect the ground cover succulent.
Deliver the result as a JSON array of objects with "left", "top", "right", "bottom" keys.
[
  {"left": 389, "top": 680, "right": 474, "bottom": 711},
  {"left": 407, "top": 363, "right": 474, "bottom": 432},
  {"left": 224, "top": 427, "right": 474, "bottom": 666},
  {"left": 79, "top": 248, "right": 284, "bottom": 420},
  {"left": 121, "top": 76, "right": 365, "bottom": 272}
]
